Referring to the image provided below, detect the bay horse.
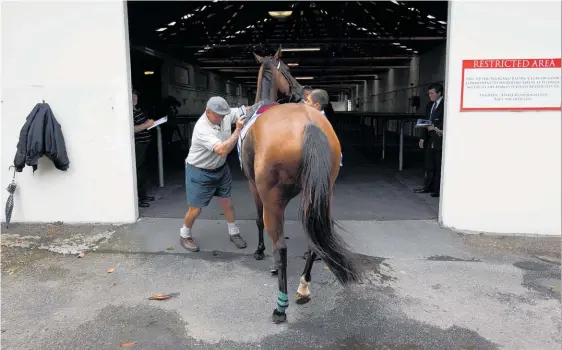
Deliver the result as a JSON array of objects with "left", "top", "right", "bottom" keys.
[{"left": 239, "top": 46, "right": 363, "bottom": 323}]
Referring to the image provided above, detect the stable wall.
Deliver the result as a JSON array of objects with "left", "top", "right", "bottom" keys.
[
  {"left": 159, "top": 58, "right": 249, "bottom": 115},
  {"left": 440, "top": 1, "right": 562, "bottom": 235},
  {"left": 418, "top": 44, "right": 446, "bottom": 108},
  {"left": 1, "top": 1, "right": 137, "bottom": 223},
  {"left": 368, "top": 44, "right": 446, "bottom": 114}
]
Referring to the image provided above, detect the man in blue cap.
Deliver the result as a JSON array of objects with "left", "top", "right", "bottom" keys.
[{"left": 180, "top": 96, "right": 249, "bottom": 252}]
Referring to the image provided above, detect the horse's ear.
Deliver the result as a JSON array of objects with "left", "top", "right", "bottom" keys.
[
  {"left": 253, "top": 52, "right": 263, "bottom": 64},
  {"left": 274, "top": 45, "right": 282, "bottom": 58}
]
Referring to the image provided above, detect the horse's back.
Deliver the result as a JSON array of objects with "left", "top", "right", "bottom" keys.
[{"left": 253, "top": 103, "right": 338, "bottom": 143}]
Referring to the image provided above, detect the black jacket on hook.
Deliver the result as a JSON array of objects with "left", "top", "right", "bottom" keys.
[{"left": 13, "top": 102, "right": 70, "bottom": 172}]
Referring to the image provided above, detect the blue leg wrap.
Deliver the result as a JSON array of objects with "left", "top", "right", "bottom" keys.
[{"left": 277, "top": 291, "right": 289, "bottom": 313}]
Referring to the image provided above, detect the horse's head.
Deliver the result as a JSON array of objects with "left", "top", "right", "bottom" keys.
[{"left": 252, "top": 45, "right": 302, "bottom": 104}]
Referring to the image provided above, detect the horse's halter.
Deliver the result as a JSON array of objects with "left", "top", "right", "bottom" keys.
[{"left": 256, "top": 55, "right": 302, "bottom": 104}]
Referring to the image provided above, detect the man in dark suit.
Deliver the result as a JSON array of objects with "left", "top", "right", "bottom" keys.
[{"left": 414, "top": 83, "right": 445, "bottom": 198}]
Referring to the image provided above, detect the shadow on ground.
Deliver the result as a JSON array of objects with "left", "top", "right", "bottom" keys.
[{"left": 0, "top": 251, "right": 504, "bottom": 350}]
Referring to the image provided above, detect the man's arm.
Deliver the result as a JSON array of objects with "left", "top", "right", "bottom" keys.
[
  {"left": 434, "top": 106, "right": 445, "bottom": 136},
  {"left": 198, "top": 126, "right": 242, "bottom": 159},
  {"left": 419, "top": 127, "right": 429, "bottom": 141},
  {"left": 133, "top": 110, "right": 153, "bottom": 133},
  {"left": 213, "top": 128, "right": 241, "bottom": 158},
  {"left": 134, "top": 122, "right": 150, "bottom": 133}
]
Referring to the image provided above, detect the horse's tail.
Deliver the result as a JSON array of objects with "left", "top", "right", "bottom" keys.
[{"left": 298, "top": 123, "right": 363, "bottom": 285}]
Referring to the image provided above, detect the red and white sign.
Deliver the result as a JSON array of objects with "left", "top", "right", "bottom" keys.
[{"left": 460, "top": 58, "right": 562, "bottom": 111}]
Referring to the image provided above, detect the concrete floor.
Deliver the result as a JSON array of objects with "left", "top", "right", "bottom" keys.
[
  {"left": 2, "top": 218, "right": 560, "bottom": 349},
  {"left": 139, "top": 147, "right": 440, "bottom": 221}
]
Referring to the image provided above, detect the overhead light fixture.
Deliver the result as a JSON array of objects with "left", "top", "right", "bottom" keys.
[
  {"left": 295, "top": 77, "right": 314, "bottom": 80},
  {"left": 281, "top": 48, "right": 321, "bottom": 52},
  {"left": 268, "top": 11, "right": 293, "bottom": 18},
  {"left": 168, "top": 22, "right": 176, "bottom": 26},
  {"left": 144, "top": 71, "right": 154, "bottom": 75},
  {"left": 392, "top": 42, "right": 400, "bottom": 46},
  {"left": 156, "top": 28, "right": 167, "bottom": 32},
  {"left": 438, "top": 20, "right": 447, "bottom": 25},
  {"left": 287, "top": 63, "right": 299, "bottom": 67},
  {"left": 427, "top": 15, "right": 435, "bottom": 19}
]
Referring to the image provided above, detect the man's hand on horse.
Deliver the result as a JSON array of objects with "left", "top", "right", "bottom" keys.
[{"left": 236, "top": 117, "right": 247, "bottom": 130}]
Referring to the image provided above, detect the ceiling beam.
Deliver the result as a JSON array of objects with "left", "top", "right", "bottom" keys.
[
  {"left": 196, "top": 56, "right": 412, "bottom": 63},
  {"left": 202, "top": 65, "right": 409, "bottom": 70},
  {"left": 176, "top": 36, "right": 445, "bottom": 49},
  {"left": 235, "top": 79, "right": 379, "bottom": 82},
  {"left": 246, "top": 83, "right": 358, "bottom": 88},
  {"left": 233, "top": 74, "right": 380, "bottom": 79},
  {"left": 233, "top": 77, "right": 380, "bottom": 82}
]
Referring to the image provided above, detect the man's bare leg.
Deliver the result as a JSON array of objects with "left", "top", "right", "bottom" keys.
[
  {"left": 218, "top": 197, "right": 247, "bottom": 249},
  {"left": 180, "top": 206, "right": 201, "bottom": 252}
]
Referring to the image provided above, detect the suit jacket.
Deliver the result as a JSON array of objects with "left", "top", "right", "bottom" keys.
[
  {"left": 13, "top": 103, "right": 70, "bottom": 172},
  {"left": 421, "top": 98, "right": 445, "bottom": 150}
]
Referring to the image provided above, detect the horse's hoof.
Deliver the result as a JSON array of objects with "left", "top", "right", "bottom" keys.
[
  {"left": 271, "top": 309, "right": 287, "bottom": 324},
  {"left": 295, "top": 292, "right": 311, "bottom": 305},
  {"left": 254, "top": 251, "right": 265, "bottom": 260},
  {"left": 270, "top": 266, "right": 278, "bottom": 275}
]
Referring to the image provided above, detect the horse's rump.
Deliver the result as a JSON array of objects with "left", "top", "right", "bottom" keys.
[{"left": 246, "top": 103, "right": 341, "bottom": 185}]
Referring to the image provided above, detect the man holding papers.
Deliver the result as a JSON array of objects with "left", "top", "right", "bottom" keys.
[
  {"left": 132, "top": 89, "right": 156, "bottom": 208},
  {"left": 414, "top": 83, "right": 445, "bottom": 198}
]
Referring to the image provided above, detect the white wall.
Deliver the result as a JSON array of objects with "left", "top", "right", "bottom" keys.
[
  {"left": 1, "top": 1, "right": 137, "bottom": 223},
  {"left": 440, "top": 1, "right": 562, "bottom": 235}
]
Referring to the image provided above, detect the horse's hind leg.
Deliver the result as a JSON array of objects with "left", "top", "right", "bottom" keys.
[
  {"left": 296, "top": 247, "right": 317, "bottom": 305},
  {"left": 262, "top": 192, "right": 289, "bottom": 324},
  {"left": 248, "top": 181, "right": 265, "bottom": 260}
]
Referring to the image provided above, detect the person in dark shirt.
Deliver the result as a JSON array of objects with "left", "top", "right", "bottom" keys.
[{"left": 132, "top": 89, "right": 155, "bottom": 208}]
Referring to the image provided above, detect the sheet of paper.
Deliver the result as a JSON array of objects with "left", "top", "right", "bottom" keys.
[
  {"left": 414, "top": 119, "right": 432, "bottom": 128},
  {"left": 147, "top": 116, "right": 168, "bottom": 130}
]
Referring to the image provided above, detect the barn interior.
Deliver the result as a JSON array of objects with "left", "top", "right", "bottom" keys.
[{"left": 126, "top": 1, "right": 449, "bottom": 220}]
